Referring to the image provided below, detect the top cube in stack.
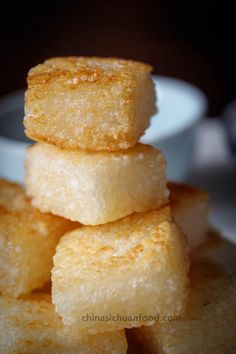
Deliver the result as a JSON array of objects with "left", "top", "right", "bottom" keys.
[
  {"left": 24, "top": 57, "right": 169, "bottom": 225},
  {"left": 24, "top": 57, "right": 156, "bottom": 151}
]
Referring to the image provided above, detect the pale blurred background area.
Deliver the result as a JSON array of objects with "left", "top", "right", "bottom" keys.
[{"left": 0, "top": 0, "right": 235, "bottom": 240}]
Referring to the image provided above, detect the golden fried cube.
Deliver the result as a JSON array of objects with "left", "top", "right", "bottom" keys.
[
  {"left": 168, "top": 182, "right": 209, "bottom": 249},
  {"left": 52, "top": 207, "right": 189, "bottom": 334},
  {"left": 0, "top": 293, "right": 127, "bottom": 353},
  {"left": 24, "top": 57, "right": 156, "bottom": 151},
  {"left": 25, "top": 143, "right": 169, "bottom": 225},
  {"left": 137, "top": 261, "right": 236, "bottom": 354},
  {"left": 0, "top": 179, "right": 77, "bottom": 297},
  {"left": 191, "top": 230, "right": 236, "bottom": 273}
]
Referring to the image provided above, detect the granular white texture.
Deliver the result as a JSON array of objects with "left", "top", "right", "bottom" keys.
[
  {"left": 52, "top": 206, "right": 189, "bottom": 334},
  {"left": 25, "top": 143, "right": 169, "bottom": 225}
]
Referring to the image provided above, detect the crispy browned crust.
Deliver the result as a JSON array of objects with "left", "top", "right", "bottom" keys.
[
  {"left": 0, "top": 294, "right": 128, "bottom": 353},
  {"left": 168, "top": 182, "right": 209, "bottom": 207},
  {"left": 27, "top": 57, "right": 153, "bottom": 86},
  {"left": 24, "top": 129, "right": 136, "bottom": 151},
  {"left": 51, "top": 206, "right": 189, "bottom": 333},
  {"left": 0, "top": 179, "right": 77, "bottom": 298},
  {"left": 24, "top": 57, "right": 156, "bottom": 151}
]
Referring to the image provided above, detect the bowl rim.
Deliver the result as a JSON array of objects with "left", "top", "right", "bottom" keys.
[
  {"left": 141, "top": 75, "right": 208, "bottom": 144},
  {"left": 0, "top": 89, "right": 29, "bottom": 149}
]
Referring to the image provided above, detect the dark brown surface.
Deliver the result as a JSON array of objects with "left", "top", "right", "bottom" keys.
[{"left": 0, "top": 0, "right": 235, "bottom": 115}]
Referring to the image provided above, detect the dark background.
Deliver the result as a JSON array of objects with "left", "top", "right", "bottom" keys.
[{"left": 0, "top": 0, "right": 235, "bottom": 116}]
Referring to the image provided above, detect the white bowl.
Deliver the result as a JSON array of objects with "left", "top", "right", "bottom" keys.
[
  {"left": 0, "top": 90, "right": 31, "bottom": 183},
  {"left": 141, "top": 76, "right": 207, "bottom": 180},
  {"left": 0, "top": 77, "right": 207, "bottom": 183}
]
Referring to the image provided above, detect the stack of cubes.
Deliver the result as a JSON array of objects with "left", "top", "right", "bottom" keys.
[
  {"left": 24, "top": 57, "right": 189, "bottom": 336},
  {"left": 1, "top": 57, "right": 236, "bottom": 353}
]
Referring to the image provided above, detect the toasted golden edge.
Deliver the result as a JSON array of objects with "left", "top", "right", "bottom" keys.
[
  {"left": 24, "top": 57, "right": 155, "bottom": 151},
  {"left": 168, "top": 182, "right": 209, "bottom": 207},
  {"left": 24, "top": 130, "right": 140, "bottom": 151},
  {"left": 51, "top": 206, "right": 190, "bottom": 332},
  {"left": 53, "top": 206, "right": 172, "bottom": 245},
  {"left": 27, "top": 56, "right": 153, "bottom": 86},
  {"left": 0, "top": 178, "right": 78, "bottom": 297},
  {"left": 0, "top": 178, "right": 23, "bottom": 195},
  {"left": 0, "top": 293, "right": 128, "bottom": 353}
]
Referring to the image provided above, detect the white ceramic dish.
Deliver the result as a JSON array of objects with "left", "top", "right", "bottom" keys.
[
  {"left": 0, "top": 90, "right": 29, "bottom": 182},
  {"left": 141, "top": 76, "right": 207, "bottom": 180},
  {"left": 0, "top": 76, "right": 207, "bottom": 183}
]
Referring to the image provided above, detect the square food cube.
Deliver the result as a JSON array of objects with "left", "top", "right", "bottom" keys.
[
  {"left": 0, "top": 293, "right": 127, "bottom": 353},
  {"left": 24, "top": 57, "right": 156, "bottom": 151},
  {"left": 168, "top": 182, "right": 209, "bottom": 249},
  {"left": 52, "top": 206, "right": 189, "bottom": 334},
  {"left": 25, "top": 143, "right": 169, "bottom": 225},
  {"left": 136, "top": 261, "right": 236, "bottom": 354},
  {"left": 0, "top": 179, "right": 77, "bottom": 297}
]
